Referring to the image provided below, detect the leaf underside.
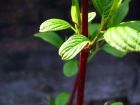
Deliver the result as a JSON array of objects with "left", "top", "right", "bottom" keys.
[
  {"left": 103, "top": 44, "right": 127, "bottom": 58},
  {"left": 63, "top": 59, "right": 78, "bottom": 77},
  {"left": 120, "top": 21, "right": 140, "bottom": 32},
  {"left": 35, "top": 32, "right": 63, "bottom": 48}
]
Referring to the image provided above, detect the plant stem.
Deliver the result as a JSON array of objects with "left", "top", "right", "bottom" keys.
[
  {"left": 68, "top": 0, "right": 89, "bottom": 105},
  {"left": 77, "top": 51, "right": 88, "bottom": 105},
  {"left": 77, "top": 0, "right": 89, "bottom": 105},
  {"left": 68, "top": 75, "right": 79, "bottom": 105}
]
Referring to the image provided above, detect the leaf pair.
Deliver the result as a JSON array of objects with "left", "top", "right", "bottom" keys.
[
  {"left": 37, "top": 17, "right": 95, "bottom": 51},
  {"left": 37, "top": 18, "right": 92, "bottom": 77},
  {"left": 38, "top": 18, "right": 91, "bottom": 61},
  {"left": 39, "top": 12, "right": 96, "bottom": 34}
]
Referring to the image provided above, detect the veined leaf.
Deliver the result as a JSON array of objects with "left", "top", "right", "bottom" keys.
[
  {"left": 55, "top": 92, "right": 69, "bottom": 105},
  {"left": 107, "top": 0, "right": 122, "bottom": 20},
  {"left": 104, "top": 26, "right": 140, "bottom": 52},
  {"left": 110, "top": 0, "right": 122, "bottom": 12},
  {"left": 63, "top": 59, "right": 78, "bottom": 77},
  {"left": 120, "top": 21, "right": 140, "bottom": 32},
  {"left": 92, "top": 0, "right": 123, "bottom": 29},
  {"left": 103, "top": 44, "right": 127, "bottom": 58},
  {"left": 88, "top": 12, "right": 96, "bottom": 22},
  {"left": 92, "top": 0, "right": 114, "bottom": 17},
  {"left": 108, "top": 0, "right": 131, "bottom": 27},
  {"left": 35, "top": 32, "right": 63, "bottom": 48},
  {"left": 39, "top": 19, "right": 72, "bottom": 32},
  {"left": 59, "top": 35, "right": 90, "bottom": 60}
]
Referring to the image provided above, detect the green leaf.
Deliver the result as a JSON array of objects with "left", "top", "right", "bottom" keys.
[
  {"left": 104, "top": 26, "right": 140, "bottom": 52},
  {"left": 108, "top": 0, "right": 131, "bottom": 27},
  {"left": 92, "top": 0, "right": 114, "bottom": 17},
  {"left": 92, "top": 0, "right": 123, "bottom": 30},
  {"left": 111, "top": 102, "right": 123, "bottom": 105},
  {"left": 107, "top": 0, "right": 122, "bottom": 21},
  {"left": 55, "top": 92, "right": 69, "bottom": 105},
  {"left": 59, "top": 35, "right": 90, "bottom": 60},
  {"left": 104, "top": 102, "right": 123, "bottom": 105},
  {"left": 35, "top": 32, "right": 63, "bottom": 48},
  {"left": 39, "top": 19, "right": 73, "bottom": 32},
  {"left": 120, "top": 21, "right": 140, "bottom": 32},
  {"left": 63, "top": 59, "right": 78, "bottom": 77},
  {"left": 110, "top": 0, "right": 122, "bottom": 12},
  {"left": 103, "top": 44, "right": 127, "bottom": 58},
  {"left": 48, "top": 97, "right": 55, "bottom": 105},
  {"left": 88, "top": 12, "right": 96, "bottom": 22},
  {"left": 71, "top": 0, "right": 81, "bottom": 25},
  {"left": 88, "top": 23, "right": 100, "bottom": 38}
]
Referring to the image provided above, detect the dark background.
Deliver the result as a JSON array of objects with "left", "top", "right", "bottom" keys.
[{"left": 0, "top": 0, "right": 140, "bottom": 105}]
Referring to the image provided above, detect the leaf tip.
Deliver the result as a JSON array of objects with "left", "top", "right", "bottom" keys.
[{"left": 34, "top": 33, "right": 39, "bottom": 37}]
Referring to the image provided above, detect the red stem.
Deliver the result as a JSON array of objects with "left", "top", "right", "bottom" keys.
[
  {"left": 68, "top": 0, "right": 89, "bottom": 105},
  {"left": 68, "top": 75, "right": 79, "bottom": 105},
  {"left": 81, "top": 0, "right": 88, "bottom": 37},
  {"left": 77, "top": 0, "right": 89, "bottom": 105},
  {"left": 77, "top": 51, "right": 88, "bottom": 105}
]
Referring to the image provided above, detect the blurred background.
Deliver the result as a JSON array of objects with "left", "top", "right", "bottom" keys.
[{"left": 0, "top": 0, "right": 140, "bottom": 105}]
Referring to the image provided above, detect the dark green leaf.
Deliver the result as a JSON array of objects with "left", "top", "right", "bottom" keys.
[
  {"left": 63, "top": 59, "right": 78, "bottom": 77},
  {"left": 48, "top": 97, "right": 55, "bottom": 105},
  {"left": 93, "top": 0, "right": 123, "bottom": 30},
  {"left": 88, "top": 23, "right": 100, "bottom": 38},
  {"left": 92, "top": 0, "right": 114, "bottom": 17},
  {"left": 104, "top": 26, "right": 140, "bottom": 52},
  {"left": 59, "top": 35, "right": 90, "bottom": 60},
  {"left": 111, "top": 102, "right": 123, "bottom": 105},
  {"left": 119, "top": 21, "right": 140, "bottom": 32},
  {"left": 35, "top": 32, "right": 63, "bottom": 48},
  {"left": 103, "top": 44, "right": 127, "bottom": 58},
  {"left": 39, "top": 19, "right": 72, "bottom": 32},
  {"left": 107, "top": 0, "right": 122, "bottom": 21},
  {"left": 55, "top": 92, "right": 69, "bottom": 105},
  {"left": 108, "top": 0, "right": 131, "bottom": 27}
]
